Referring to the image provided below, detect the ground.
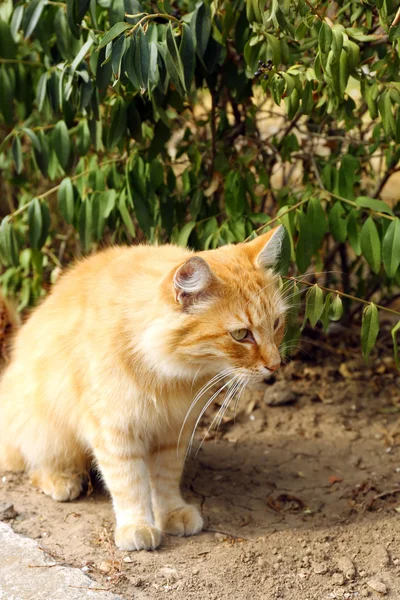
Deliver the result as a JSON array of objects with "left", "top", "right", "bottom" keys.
[{"left": 1, "top": 328, "right": 400, "bottom": 600}]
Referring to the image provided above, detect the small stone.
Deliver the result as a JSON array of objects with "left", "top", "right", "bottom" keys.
[
  {"left": 372, "top": 545, "right": 390, "bottom": 567},
  {"left": 264, "top": 381, "right": 298, "bottom": 406},
  {"left": 298, "top": 569, "right": 308, "bottom": 579},
  {"left": 359, "top": 570, "right": 366, "bottom": 577},
  {"left": 337, "top": 556, "right": 356, "bottom": 580},
  {"left": 98, "top": 561, "right": 113, "bottom": 574},
  {"left": 81, "top": 566, "right": 89, "bottom": 572},
  {"left": 192, "top": 568, "right": 199, "bottom": 575},
  {"left": 0, "top": 503, "right": 18, "bottom": 521},
  {"left": 257, "top": 557, "right": 265, "bottom": 566},
  {"left": 361, "top": 590, "right": 370, "bottom": 598},
  {"left": 123, "top": 556, "right": 133, "bottom": 563},
  {"left": 332, "top": 572, "right": 345, "bottom": 585},
  {"left": 313, "top": 561, "right": 328, "bottom": 575},
  {"left": 367, "top": 578, "right": 387, "bottom": 594}
]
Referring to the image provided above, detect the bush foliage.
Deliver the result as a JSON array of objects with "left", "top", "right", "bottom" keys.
[{"left": 0, "top": 0, "right": 399, "bottom": 363}]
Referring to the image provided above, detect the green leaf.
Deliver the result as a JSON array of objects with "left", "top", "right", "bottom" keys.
[
  {"left": 135, "top": 26, "right": 150, "bottom": 90},
  {"left": 79, "top": 199, "right": 92, "bottom": 253},
  {"left": 360, "top": 216, "right": 381, "bottom": 274},
  {"left": 58, "top": 177, "right": 75, "bottom": 224},
  {"left": 318, "top": 22, "right": 332, "bottom": 54},
  {"left": 306, "top": 284, "right": 324, "bottom": 328},
  {"left": 0, "top": 66, "right": 13, "bottom": 123},
  {"left": 36, "top": 72, "right": 47, "bottom": 111},
  {"left": 225, "top": 171, "right": 246, "bottom": 220},
  {"left": 361, "top": 303, "right": 379, "bottom": 363},
  {"left": 10, "top": 5, "right": 24, "bottom": 41},
  {"left": 28, "top": 198, "right": 43, "bottom": 249},
  {"left": 177, "top": 221, "right": 196, "bottom": 247},
  {"left": 180, "top": 23, "right": 195, "bottom": 91},
  {"left": 0, "top": 217, "right": 19, "bottom": 267},
  {"left": 329, "top": 202, "right": 347, "bottom": 243},
  {"left": 98, "top": 22, "right": 131, "bottom": 50},
  {"left": 107, "top": 97, "right": 127, "bottom": 149},
  {"left": 378, "top": 91, "right": 396, "bottom": 138},
  {"left": 165, "top": 22, "right": 186, "bottom": 97},
  {"left": 12, "top": 136, "right": 23, "bottom": 174},
  {"left": 355, "top": 196, "right": 394, "bottom": 216},
  {"left": 52, "top": 120, "right": 71, "bottom": 171},
  {"left": 76, "top": 119, "right": 91, "bottom": 156},
  {"left": 392, "top": 320, "right": 400, "bottom": 370},
  {"left": 382, "top": 218, "right": 400, "bottom": 278},
  {"left": 191, "top": 2, "right": 211, "bottom": 59},
  {"left": 329, "top": 294, "right": 343, "bottom": 321},
  {"left": 25, "top": 0, "right": 45, "bottom": 39},
  {"left": 118, "top": 191, "right": 135, "bottom": 237}
]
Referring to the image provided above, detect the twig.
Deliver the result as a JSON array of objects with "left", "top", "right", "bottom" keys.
[
  {"left": 304, "top": 0, "right": 324, "bottom": 21},
  {"left": 391, "top": 6, "right": 400, "bottom": 28},
  {"left": 284, "top": 275, "right": 400, "bottom": 318},
  {"left": 244, "top": 196, "right": 312, "bottom": 241},
  {"left": 203, "top": 527, "right": 251, "bottom": 541},
  {"left": 9, "top": 154, "right": 127, "bottom": 220}
]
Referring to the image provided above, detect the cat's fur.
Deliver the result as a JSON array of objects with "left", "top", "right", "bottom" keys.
[{"left": 0, "top": 227, "right": 287, "bottom": 551}]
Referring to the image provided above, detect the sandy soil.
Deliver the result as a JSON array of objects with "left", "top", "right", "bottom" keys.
[{"left": 1, "top": 335, "right": 400, "bottom": 600}]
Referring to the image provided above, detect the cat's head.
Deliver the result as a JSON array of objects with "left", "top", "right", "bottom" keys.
[{"left": 152, "top": 226, "right": 288, "bottom": 387}]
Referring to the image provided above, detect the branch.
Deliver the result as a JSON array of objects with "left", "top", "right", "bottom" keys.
[
  {"left": 9, "top": 154, "right": 127, "bottom": 220},
  {"left": 284, "top": 276, "right": 400, "bottom": 318}
]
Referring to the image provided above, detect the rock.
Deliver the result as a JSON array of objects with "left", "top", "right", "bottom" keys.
[
  {"left": 371, "top": 545, "right": 390, "bottom": 567},
  {"left": 98, "top": 560, "right": 113, "bottom": 573},
  {"left": 337, "top": 556, "right": 356, "bottom": 580},
  {"left": 313, "top": 561, "right": 328, "bottom": 575},
  {"left": 264, "top": 382, "right": 298, "bottom": 406},
  {"left": 367, "top": 578, "right": 387, "bottom": 594},
  {"left": 0, "top": 502, "right": 18, "bottom": 521},
  {"left": 332, "top": 572, "right": 345, "bottom": 585},
  {"left": 0, "top": 522, "right": 122, "bottom": 599},
  {"left": 123, "top": 555, "right": 133, "bottom": 563}
]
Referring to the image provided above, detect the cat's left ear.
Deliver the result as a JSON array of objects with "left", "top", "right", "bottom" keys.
[
  {"left": 245, "top": 225, "right": 284, "bottom": 269},
  {"left": 173, "top": 256, "right": 216, "bottom": 307}
]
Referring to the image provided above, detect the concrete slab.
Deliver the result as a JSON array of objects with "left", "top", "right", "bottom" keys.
[{"left": 0, "top": 522, "right": 124, "bottom": 600}]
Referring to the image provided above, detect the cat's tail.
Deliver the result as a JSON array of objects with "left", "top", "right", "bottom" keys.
[{"left": 0, "top": 292, "right": 25, "bottom": 472}]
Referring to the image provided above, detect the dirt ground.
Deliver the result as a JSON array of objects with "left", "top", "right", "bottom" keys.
[{"left": 1, "top": 328, "right": 400, "bottom": 600}]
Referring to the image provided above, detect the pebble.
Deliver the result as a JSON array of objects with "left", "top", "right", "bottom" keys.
[
  {"left": 263, "top": 382, "right": 298, "bottom": 406},
  {"left": 361, "top": 590, "right": 370, "bottom": 598},
  {"left": 372, "top": 545, "right": 390, "bottom": 567},
  {"left": 367, "top": 578, "right": 387, "bottom": 594},
  {"left": 337, "top": 556, "right": 356, "bottom": 580},
  {"left": 98, "top": 561, "right": 113, "bottom": 573},
  {"left": 298, "top": 569, "right": 308, "bottom": 579},
  {"left": 123, "top": 556, "right": 134, "bottom": 563},
  {"left": 192, "top": 568, "right": 199, "bottom": 575},
  {"left": 313, "top": 561, "right": 328, "bottom": 575},
  {"left": 332, "top": 572, "right": 345, "bottom": 585},
  {"left": 0, "top": 502, "right": 18, "bottom": 521}
]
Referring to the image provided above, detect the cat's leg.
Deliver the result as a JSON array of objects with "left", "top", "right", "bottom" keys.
[
  {"left": 93, "top": 431, "right": 161, "bottom": 551},
  {"left": 149, "top": 439, "right": 203, "bottom": 537}
]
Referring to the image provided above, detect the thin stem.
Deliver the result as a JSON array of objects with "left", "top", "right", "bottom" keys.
[
  {"left": 244, "top": 197, "right": 312, "bottom": 241},
  {"left": 125, "top": 12, "right": 182, "bottom": 35},
  {"left": 323, "top": 190, "right": 396, "bottom": 221},
  {"left": 304, "top": 0, "right": 324, "bottom": 21},
  {"left": 285, "top": 275, "right": 400, "bottom": 318},
  {"left": 9, "top": 154, "right": 127, "bottom": 220},
  {"left": 0, "top": 58, "right": 44, "bottom": 68}
]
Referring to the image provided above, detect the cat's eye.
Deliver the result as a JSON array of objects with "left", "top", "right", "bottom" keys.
[
  {"left": 231, "top": 328, "right": 252, "bottom": 342},
  {"left": 274, "top": 318, "right": 280, "bottom": 330}
]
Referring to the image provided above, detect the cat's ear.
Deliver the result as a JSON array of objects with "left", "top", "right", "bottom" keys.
[
  {"left": 173, "top": 256, "right": 216, "bottom": 307},
  {"left": 245, "top": 225, "right": 284, "bottom": 269}
]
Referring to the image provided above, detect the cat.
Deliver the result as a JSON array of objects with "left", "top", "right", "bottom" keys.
[{"left": 0, "top": 226, "right": 287, "bottom": 551}]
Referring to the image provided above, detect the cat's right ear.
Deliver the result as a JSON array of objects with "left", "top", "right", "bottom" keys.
[{"left": 173, "top": 257, "right": 215, "bottom": 308}]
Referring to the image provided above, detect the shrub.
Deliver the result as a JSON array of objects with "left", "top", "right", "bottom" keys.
[{"left": 0, "top": 0, "right": 399, "bottom": 363}]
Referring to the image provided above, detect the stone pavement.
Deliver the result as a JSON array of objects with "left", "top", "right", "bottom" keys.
[{"left": 0, "top": 522, "right": 124, "bottom": 600}]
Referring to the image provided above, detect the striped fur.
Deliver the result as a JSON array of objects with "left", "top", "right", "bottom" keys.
[{"left": 0, "top": 228, "right": 286, "bottom": 551}]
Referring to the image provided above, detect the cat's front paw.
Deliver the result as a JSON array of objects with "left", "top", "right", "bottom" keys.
[
  {"left": 115, "top": 522, "right": 161, "bottom": 551},
  {"left": 163, "top": 505, "right": 203, "bottom": 537}
]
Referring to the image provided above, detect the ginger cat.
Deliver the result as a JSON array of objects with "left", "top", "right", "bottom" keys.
[{"left": 0, "top": 227, "right": 286, "bottom": 551}]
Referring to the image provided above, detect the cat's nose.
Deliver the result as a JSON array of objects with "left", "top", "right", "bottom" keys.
[{"left": 265, "top": 362, "right": 281, "bottom": 373}]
